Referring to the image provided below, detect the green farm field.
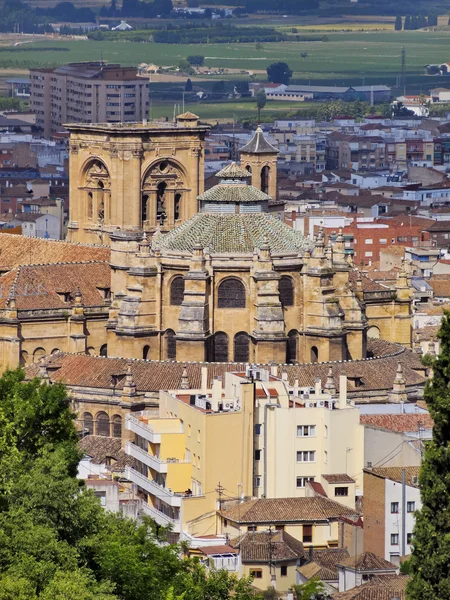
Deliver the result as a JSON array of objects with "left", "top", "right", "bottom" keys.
[
  {"left": 149, "top": 99, "right": 317, "bottom": 121},
  {"left": 3, "top": 30, "right": 450, "bottom": 91}
]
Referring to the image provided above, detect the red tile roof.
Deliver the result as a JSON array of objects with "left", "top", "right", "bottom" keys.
[{"left": 360, "top": 413, "right": 433, "bottom": 433}]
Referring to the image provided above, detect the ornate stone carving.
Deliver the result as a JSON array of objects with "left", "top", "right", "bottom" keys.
[
  {"left": 142, "top": 160, "right": 184, "bottom": 189},
  {"left": 85, "top": 160, "right": 111, "bottom": 189}
]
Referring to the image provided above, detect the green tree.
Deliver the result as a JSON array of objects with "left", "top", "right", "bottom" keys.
[
  {"left": 408, "top": 311, "right": 450, "bottom": 599},
  {"left": 395, "top": 15, "right": 402, "bottom": 30},
  {"left": 294, "top": 578, "right": 331, "bottom": 599},
  {"left": 404, "top": 15, "right": 411, "bottom": 29},
  {"left": 266, "top": 61, "right": 292, "bottom": 85},
  {"left": 186, "top": 55, "right": 204, "bottom": 66},
  {"left": 185, "top": 78, "right": 193, "bottom": 92},
  {"left": 255, "top": 89, "right": 266, "bottom": 122}
]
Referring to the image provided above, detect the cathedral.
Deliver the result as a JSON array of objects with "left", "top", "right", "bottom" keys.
[{"left": 0, "top": 115, "right": 412, "bottom": 371}]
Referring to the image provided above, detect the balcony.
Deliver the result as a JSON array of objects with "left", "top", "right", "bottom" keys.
[
  {"left": 124, "top": 466, "right": 182, "bottom": 507},
  {"left": 140, "top": 500, "right": 181, "bottom": 532},
  {"left": 125, "top": 441, "right": 168, "bottom": 473},
  {"left": 125, "top": 414, "right": 161, "bottom": 443}
]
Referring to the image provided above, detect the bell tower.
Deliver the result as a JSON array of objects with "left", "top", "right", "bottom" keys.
[{"left": 239, "top": 126, "right": 279, "bottom": 200}]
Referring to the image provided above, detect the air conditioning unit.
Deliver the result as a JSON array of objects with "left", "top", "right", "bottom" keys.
[
  {"left": 412, "top": 476, "right": 419, "bottom": 485},
  {"left": 317, "top": 401, "right": 325, "bottom": 407},
  {"left": 253, "top": 370, "right": 262, "bottom": 381},
  {"left": 307, "top": 402, "right": 315, "bottom": 408},
  {"left": 366, "top": 462, "right": 372, "bottom": 468},
  {"left": 223, "top": 401, "right": 234, "bottom": 411}
]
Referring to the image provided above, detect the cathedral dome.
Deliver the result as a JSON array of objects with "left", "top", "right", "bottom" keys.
[
  {"left": 155, "top": 161, "right": 312, "bottom": 255},
  {"left": 154, "top": 212, "right": 311, "bottom": 255}
]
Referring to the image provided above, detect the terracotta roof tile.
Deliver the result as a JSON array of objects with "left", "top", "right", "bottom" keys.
[
  {"left": 232, "top": 530, "right": 304, "bottom": 563},
  {"left": 322, "top": 474, "right": 355, "bottom": 484},
  {"left": 360, "top": 414, "right": 433, "bottom": 433},
  {"left": 337, "top": 551, "right": 397, "bottom": 571},
  {"left": 79, "top": 435, "right": 136, "bottom": 472},
  {"left": 0, "top": 233, "right": 109, "bottom": 271},
  {"left": 197, "top": 545, "right": 237, "bottom": 556},
  {"left": 23, "top": 338, "right": 426, "bottom": 396},
  {"left": 368, "top": 466, "right": 420, "bottom": 487},
  {"left": 0, "top": 262, "right": 111, "bottom": 310},
  {"left": 429, "top": 275, "right": 450, "bottom": 297},
  {"left": 298, "top": 548, "right": 350, "bottom": 581},
  {"left": 332, "top": 575, "right": 408, "bottom": 600},
  {"left": 220, "top": 497, "right": 359, "bottom": 524}
]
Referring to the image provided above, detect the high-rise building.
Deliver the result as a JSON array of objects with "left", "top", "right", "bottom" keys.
[{"left": 30, "top": 62, "right": 149, "bottom": 138}]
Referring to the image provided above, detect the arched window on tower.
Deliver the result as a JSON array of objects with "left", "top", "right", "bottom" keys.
[
  {"left": 165, "top": 329, "right": 176, "bottom": 360},
  {"left": 87, "top": 192, "right": 93, "bottom": 219},
  {"left": 261, "top": 166, "right": 270, "bottom": 194},
  {"left": 100, "top": 344, "right": 107, "bottom": 357},
  {"left": 83, "top": 412, "right": 94, "bottom": 435},
  {"left": 170, "top": 276, "right": 185, "bottom": 306},
  {"left": 279, "top": 276, "right": 294, "bottom": 307},
  {"left": 96, "top": 411, "right": 110, "bottom": 437},
  {"left": 246, "top": 165, "right": 252, "bottom": 174},
  {"left": 97, "top": 180, "right": 104, "bottom": 221},
  {"left": 234, "top": 332, "right": 250, "bottom": 362},
  {"left": 143, "top": 345, "right": 150, "bottom": 360},
  {"left": 218, "top": 278, "right": 246, "bottom": 309},
  {"left": 157, "top": 181, "right": 167, "bottom": 224},
  {"left": 112, "top": 415, "right": 122, "bottom": 439},
  {"left": 174, "top": 193, "right": 182, "bottom": 221},
  {"left": 287, "top": 330, "right": 298, "bottom": 364},
  {"left": 311, "top": 346, "right": 319, "bottom": 363},
  {"left": 141, "top": 194, "right": 149, "bottom": 225},
  {"left": 214, "top": 332, "right": 229, "bottom": 362}
]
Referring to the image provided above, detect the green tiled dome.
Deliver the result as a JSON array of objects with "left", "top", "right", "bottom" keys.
[{"left": 155, "top": 213, "right": 312, "bottom": 255}]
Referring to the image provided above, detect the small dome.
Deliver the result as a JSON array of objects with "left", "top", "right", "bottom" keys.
[
  {"left": 215, "top": 162, "right": 252, "bottom": 180},
  {"left": 239, "top": 126, "right": 279, "bottom": 155}
]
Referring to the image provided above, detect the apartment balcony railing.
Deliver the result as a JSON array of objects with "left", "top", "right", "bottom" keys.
[
  {"left": 125, "top": 414, "right": 161, "bottom": 443},
  {"left": 140, "top": 500, "right": 181, "bottom": 533},
  {"left": 124, "top": 466, "right": 182, "bottom": 507},
  {"left": 125, "top": 441, "right": 168, "bottom": 473}
]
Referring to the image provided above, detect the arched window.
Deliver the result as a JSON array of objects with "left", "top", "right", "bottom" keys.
[
  {"left": 100, "top": 344, "right": 107, "bottom": 357},
  {"left": 170, "top": 276, "right": 185, "bottom": 306},
  {"left": 33, "top": 347, "right": 46, "bottom": 361},
  {"left": 112, "top": 415, "right": 122, "bottom": 439},
  {"left": 279, "top": 276, "right": 294, "bottom": 307},
  {"left": 311, "top": 346, "right": 319, "bottom": 363},
  {"left": 174, "top": 193, "right": 182, "bottom": 221},
  {"left": 20, "top": 351, "right": 28, "bottom": 367},
  {"left": 96, "top": 412, "right": 110, "bottom": 437},
  {"left": 87, "top": 347, "right": 95, "bottom": 356},
  {"left": 165, "top": 329, "right": 176, "bottom": 360},
  {"left": 246, "top": 165, "right": 252, "bottom": 174},
  {"left": 218, "top": 278, "right": 246, "bottom": 309},
  {"left": 287, "top": 330, "right": 297, "bottom": 363},
  {"left": 261, "top": 166, "right": 270, "bottom": 194},
  {"left": 141, "top": 193, "right": 149, "bottom": 224},
  {"left": 214, "top": 332, "right": 229, "bottom": 362},
  {"left": 157, "top": 181, "right": 167, "bottom": 223},
  {"left": 87, "top": 192, "right": 93, "bottom": 219},
  {"left": 83, "top": 412, "right": 94, "bottom": 435},
  {"left": 51, "top": 348, "right": 60, "bottom": 355},
  {"left": 234, "top": 332, "right": 250, "bottom": 363},
  {"left": 97, "top": 180, "right": 104, "bottom": 221},
  {"left": 143, "top": 345, "right": 150, "bottom": 360},
  {"left": 367, "top": 326, "right": 380, "bottom": 339}
]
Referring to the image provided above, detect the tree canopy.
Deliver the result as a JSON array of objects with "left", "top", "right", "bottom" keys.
[
  {"left": 408, "top": 311, "right": 450, "bottom": 599},
  {"left": 0, "top": 369, "right": 257, "bottom": 599},
  {"left": 266, "top": 62, "right": 292, "bottom": 85}
]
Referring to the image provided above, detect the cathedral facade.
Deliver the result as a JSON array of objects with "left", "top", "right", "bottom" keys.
[{"left": 0, "top": 118, "right": 413, "bottom": 373}]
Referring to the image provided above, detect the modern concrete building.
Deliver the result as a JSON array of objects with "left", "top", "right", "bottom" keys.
[
  {"left": 363, "top": 467, "right": 422, "bottom": 565},
  {"left": 30, "top": 62, "right": 149, "bottom": 138}
]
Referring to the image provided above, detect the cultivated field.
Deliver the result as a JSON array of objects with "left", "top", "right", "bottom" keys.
[{"left": 2, "top": 29, "right": 450, "bottom": 95}]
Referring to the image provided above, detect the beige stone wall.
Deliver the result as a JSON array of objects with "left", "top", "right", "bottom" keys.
[{"left": 67, "top": 121, "right": 208, "bottom": 245}]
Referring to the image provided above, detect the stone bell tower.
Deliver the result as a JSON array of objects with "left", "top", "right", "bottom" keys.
[
  {"left": 66, "top": 113, "right": 209, "bottom": 245},
  {"left": 239, "top": 126, "right": 279, "bottom": 199}
]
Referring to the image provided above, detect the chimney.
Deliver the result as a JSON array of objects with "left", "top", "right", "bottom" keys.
[
  {"left": 211, "top": 377, "right": 222, "bottom": 411},
  {"left": 201, "top": 365, "right": 208, "bottom": 391},
  {"left": 291, "top": 209, "right": 297, "bottom": 222},
  {"left": 339, "top": 375, "right": 347, "bottom": 409},
  {"left": 314, "top": 377, "right": 321, "bottom": 396}
]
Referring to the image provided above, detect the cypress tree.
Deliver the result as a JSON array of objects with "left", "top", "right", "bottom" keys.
[
  {"left": 404, "top": 15, "right": 411, "bottom": 30},
  {"left": 408, "top": 311, "right": 450, "bottom": 600},
  {"left": 395, "top": 15, "right": 403, "bottom": 30}
]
